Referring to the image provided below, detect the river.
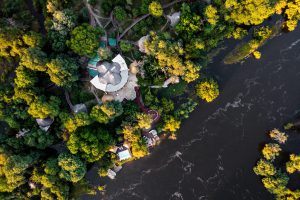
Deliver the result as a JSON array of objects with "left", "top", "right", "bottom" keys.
[{"left": 84, "top": 26, "right": 300, "bottom": 200}]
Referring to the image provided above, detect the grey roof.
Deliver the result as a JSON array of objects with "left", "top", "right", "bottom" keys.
[
  {"left": 97, "top": 61, "right": 122, "bottom": 86},
  {"left": 36, "top": 117, "right": 54, "bottom": 127},
  {"left": 73, "top": 104, "right": 87, "bottom": 114}
]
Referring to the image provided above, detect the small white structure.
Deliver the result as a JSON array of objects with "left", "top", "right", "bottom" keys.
[
  {"left": 137, "top": 35, "right": 149, "bottom": 53},
  {"left": 36, "top": 117, "right": 54, "bottom": 132},
  {"left": 117, "top": 146, "right": 132, "bottom": 161},
  {"left": 143, "top": 129, "right": 160, "bottom": 147},
  {"left": 167, "top": 12, "right": 181, "bottom": 27},
  {"left": 16, "top": 128, "right": 30, "bottom": 138},
  {"left": 90, "top": 54, "right": 129, "bottom": 92},
  {"left": 107, "top": 169, "right": 117, "bottom": 179},
  {"left": 73, "top": 104, "right": 87, "bottom": 114}
]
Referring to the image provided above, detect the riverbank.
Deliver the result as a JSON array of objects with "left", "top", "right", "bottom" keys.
[{"left": 83, "top": 25, "right": 300, "bottom": 200}]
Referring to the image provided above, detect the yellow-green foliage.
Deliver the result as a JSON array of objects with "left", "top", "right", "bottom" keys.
[
  {"left": 284, "top": 0, "right": 300, "bottom": 31},
  {"left": 253, "top": 159, "right": 276, "bottom": 176},
  {"left": 253, "top": 51, "right": 261, "bottom": 59},
  {"left": 262, "top": 143, "right": 281, "bottom": 161},
  {"left": 231, "top": 27, "right": 248, "bottom": 40},
  {"left": 131, "top": 140, "right": 149, "bottom": 158},
  {"left": 196, "top": 79, "right": 219, "bottom": 103},
  {"left": 136, "top": 113, "right": 153, "bottom": 130},
  {"left": 63, "top": 112, "right": 92, "bottom": 133},
  {"left": 148, "top": 1, "right": 163, "bottom": 17},
  {"left": 225, "top": 0, "right": 275, "bottom": 25},
  {"left": 204, "top": 5, "right": 219, "bottom": 25},
  {"left": 286, "top": 154, "right": 300, "bottom": 174},
  {"left": 163, "top": 116, "right": 181, "bottom": 133},
  {"left": 28, "top": 96, "right": 60, "bottom": 119},
  {"left": 144, "top": 32, "right": 201, "bottom": 83}
]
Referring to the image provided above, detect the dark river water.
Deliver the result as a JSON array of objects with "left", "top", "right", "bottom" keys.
[{"left": 84, "top": 26, "right": 300, "bottom": 200}]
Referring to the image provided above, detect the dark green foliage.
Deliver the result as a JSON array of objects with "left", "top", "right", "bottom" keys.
[
  {"left": 67, "top": 126, "right": 114, "bottom": 162},
  {"left": 46, "top": 55, "right": 79, "bottom": 87},
  {"left": 48, "top": 30, "right": 67, "bottom": 52},
  {"left": 0, "top": 150, "right": 40, "bottom": 193},
  {"left": 58, "top": 152, "right": 86, "bottom": 183},
  {"left": 114, "top": 6, "right": 127, "bottom": 21},
  {"left": 23, "top": 128, "right": 55, "bottom": 149},
  {"left": 119, "top": 41, "right": 133, "bottom": 52},
  {"left": 174, "top": 99, "right": 198, "bottom": 119},
  {"left": 67, "top": 23, "right": 103, "bottom": 57}
]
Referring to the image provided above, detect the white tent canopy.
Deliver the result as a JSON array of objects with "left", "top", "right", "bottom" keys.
[{"left": 90, "top": 54, "right": 129, "bottom": 92}]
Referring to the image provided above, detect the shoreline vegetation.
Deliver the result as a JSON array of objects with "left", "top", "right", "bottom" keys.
[
  {"left": 0, "top": 0, "right": 300, "bottom": 199},
  {"left": 253, "top": 118, "right": 300, "bottom": 199},
  {"left": 223, "top": 19, "right": 284, "bottom": 64}
]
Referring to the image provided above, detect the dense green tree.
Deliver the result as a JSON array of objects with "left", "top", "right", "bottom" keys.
[
  {"left": 175, "top": 3, "right": 202, "bottom": 40},
  {"left": 262, "top": 172, "right": 289, "bottom": 195},
  {"left": 61, "top": 112, "right": 92, "bottom": 133},
  {"left": 22, "top": 31, "right": 44, "bottom": 48},
  {"left": 67, "top": 23, "right": 103, "bottom": 57},
  {"left": 131, "top": 139, "right": 148, "bottom": 158},
  {"left": 101, "top": 101, "right": 123, "bottom": 119},
  {"left": 0, "top": 150, "right": 40, "bottom": 192},
  {"left": 119, "top": 41, "right": 133, "bottom": 52},
  {"left": 46, "top": 55, "right": 79, "bottom": 87},
  {"left": 28, "top": 96, "right": 61, "bottom": 119},
  {"left": 58, "top": 152, "right": 86, "bottom": 183},
  {"left": 174, "top": 99, "right": 198, "bottom": 119},
  {"left": 23, "top": 128, "right": 55, "bottom": 149},
  {"left": 114, "top": 6, "right": 127, "bottom": 21},
  {"left": 67, "top": 126, "right": 114, "bottom": 162},
  {"left": 30, "top": 167, "right": 70, "bottom": 200},
  {"left": 90, "top": 105, "right": 110, "bottom": 124},
  {"left": 48, "top": 30, "right": 68, "bottom": 52},
  {"left": 90, "top": 101, "right": 123, "bottom": 124},
  {"left": 0, "top": 27, "right": 24, "bottom": 58},
  {"left": 51, "top": 9, "right": 77, "bottom": 35},
  {"left": 14, "top": 66, "right": 37, "bottom": 88},
  {"left": 14, "top": 87, "right": 38, "bottom": 105},
  {"left": 20, "top": 47, "right": 48, "bottom": 72}
]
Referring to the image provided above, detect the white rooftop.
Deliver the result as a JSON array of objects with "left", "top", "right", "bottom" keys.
[
  {"left": 90, "top": 54, "right": 129, "bottom": 92},
  {"left": 117, "top": 149, "right": 132, "bottom": 161}
]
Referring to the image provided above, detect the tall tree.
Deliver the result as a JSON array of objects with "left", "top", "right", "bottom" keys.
[{"left": 46, "top": 55, "right": 79, "bottom": 88}]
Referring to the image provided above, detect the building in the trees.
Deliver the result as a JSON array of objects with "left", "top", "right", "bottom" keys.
[
  {"left": 89, "top": 54, "right": 138, "bottom": 102},
  {"left": 90, "top": 54, "right": 129, "bottom": 92},
  {"left": 167, "top": 12, "right": 181, "bottom": 26},
  {"left": 36, "top": 117, "right": 54, "bottom": 131},
  {"left": 73, "top": 103, "right": 87, "bottom": 114},
  {"left": 143, "top": 129, "right": 160, "bottom": 147},
  {"left": 116, "top": 146, "right": 132, "bottom": 161}
]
